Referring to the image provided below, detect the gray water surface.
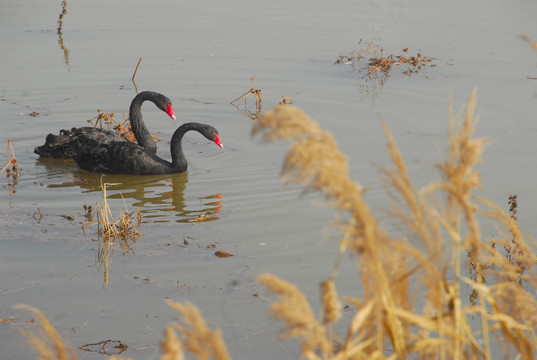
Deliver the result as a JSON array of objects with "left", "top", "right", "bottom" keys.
[{"left": 1, "top": 0, "right": 536, "bottom": 358}]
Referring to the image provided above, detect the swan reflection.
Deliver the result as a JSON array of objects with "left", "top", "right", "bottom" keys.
[{"left": 36, "top": 157, "right": 223, "bottom": 224}]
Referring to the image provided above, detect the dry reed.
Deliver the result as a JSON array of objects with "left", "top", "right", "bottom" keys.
[
  {"left": 252, "top": 91, "right": 537, "bottom": 359},
  {"left": 15, "top": 304, "right": 77, "bottom": 360},
  {"left": 165, "top": 300, "right": 231, "bottom": 360},
  {"left": 88, "top": 178, "right": 142, "bottom": 285}
]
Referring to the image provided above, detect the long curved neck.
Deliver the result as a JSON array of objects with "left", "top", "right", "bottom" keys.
[
  {"left": 129, "top": 91, "right": 158, "bottom": 154},
  {"left": 169, "top": 123, "right": 197, "bottom": 171}
]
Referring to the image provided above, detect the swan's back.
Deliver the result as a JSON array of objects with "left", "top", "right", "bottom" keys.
[
  {"left": 34, "top": 127, "right": 126, "bottom": 158},
  {"left": 75, "top": 141, "right": 175, "bottom": 175}
]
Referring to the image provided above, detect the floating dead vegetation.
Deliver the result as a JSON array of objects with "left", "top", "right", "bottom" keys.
[
  {"left": 231, "top": 87, "right": 263, "bottom": 120},
  {"left": 1, "top": 139, "right": 21, "bottom": 194},
  {"left": 79, "top": 339, "right": 128, "bottom": 355},
  {"left": 214, "top": 250, "right": 234, "bottom": 258},
  {"left": 0, "top": 317, "right": 15, "bottom": 325},
  {"left": 335, "top": 44, "right": 435, "bottom": 78},
  {"left": 190, "top": 211, "right": 220, "bottom": 223},
  {"left": 335, "top": 37, "right": 436, "bottom": 106}
]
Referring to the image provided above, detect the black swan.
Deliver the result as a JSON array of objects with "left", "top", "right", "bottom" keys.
[
  {"left": 74, "top": 122, "right": 223, "bottom": 175},
  {"left": 34, "top": 91, "right": 176, "bottom": 158}
]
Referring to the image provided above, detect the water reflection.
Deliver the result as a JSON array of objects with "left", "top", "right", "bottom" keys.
[{"left": 36, "top": 158, "right": 223, "bottom": 224}]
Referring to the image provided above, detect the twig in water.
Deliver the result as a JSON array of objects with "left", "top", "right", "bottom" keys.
[
  {"left": 1, "top": 139, "right": 20, "bottom": 178},
  {"left": 132, "top": 58, "right": 142, "bottom": 94}
]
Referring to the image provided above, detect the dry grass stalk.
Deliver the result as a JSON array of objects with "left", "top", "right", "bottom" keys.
[
  {"left": 95, "top": 178, "right": 141, "bottom": 248},
  {"left": 257, "top": 274, "right": 331, "bottom": 358},
  {"left": 166, "top": 300, "right": 231, "bottom": 360},
  {"left": 15, "top": 304, "right": 77, "bottom": 360},
  {"left": 1, "top": 139, "right": 21, "bottom": 194},
  {"left": 1, "top": 139, "right": 21, "bottom": 178},
  {"left": 252, "top": 95, "right": 537, "bottom": 359},
  {"left": 90, "top": 178, "right": 141, "bottom": 285}
]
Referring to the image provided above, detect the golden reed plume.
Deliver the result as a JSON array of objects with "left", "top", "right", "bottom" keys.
[{"left": 253, "top": 91, "right": 537, "bottom": 359}]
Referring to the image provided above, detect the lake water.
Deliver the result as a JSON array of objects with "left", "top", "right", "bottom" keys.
[{"left": 1, "top": 0, "right": 536, "bottom": 358}]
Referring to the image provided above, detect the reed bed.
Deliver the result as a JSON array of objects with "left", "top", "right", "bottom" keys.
[
  {"left": 17, "top": 91, "right": 537, "bottom": 359},
  {"left": 252, "top": 90, "right": 537, "bottom": 359}
]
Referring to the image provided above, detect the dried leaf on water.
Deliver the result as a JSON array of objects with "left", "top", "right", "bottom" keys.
[{"left": 215, "top": 250, "right": 234, "bottom": 258}]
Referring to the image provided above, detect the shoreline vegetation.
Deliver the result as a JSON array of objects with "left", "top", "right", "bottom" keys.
[{"left": 14, "top": 91, "right": 537, "bottom": 359}]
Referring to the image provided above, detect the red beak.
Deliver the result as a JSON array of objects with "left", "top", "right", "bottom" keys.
[
  {"left": 213, "top": 133, "right": 223, "bottom": 148},
  {"left": 166, "top": 103, "right": 176, "bottom": 120}
]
